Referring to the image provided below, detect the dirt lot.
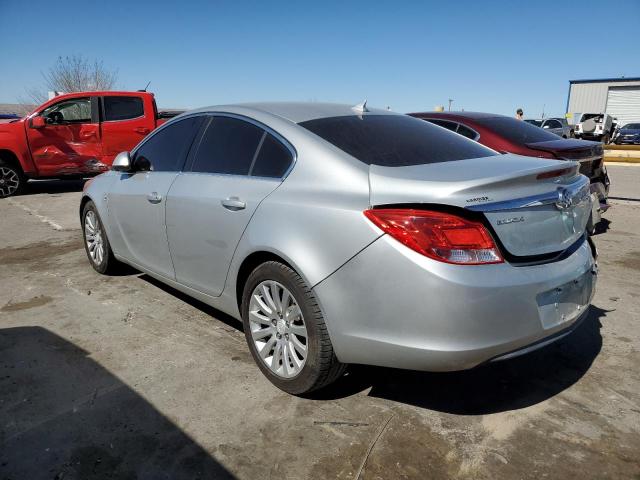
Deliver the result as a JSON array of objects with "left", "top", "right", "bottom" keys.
[{"left": 1, "top": 165, "right": 639, "bottom": 480}]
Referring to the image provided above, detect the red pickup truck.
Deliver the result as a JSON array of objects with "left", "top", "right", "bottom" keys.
[{"left": 0, "top": 91, "right": 181, "bottom": 198}]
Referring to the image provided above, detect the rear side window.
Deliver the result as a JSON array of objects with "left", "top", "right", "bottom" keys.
[
  {"left": 251, "top": 133, "right": 293, "bottom": 178},
  {"left": 457, "top": 124, "right": 478, "bottom": 140},
  {"left": 134, "top": 116, "right": 202, "bottom": 172},
  {"left": 300, "top": 115, "right": 496, "bottom": 167},
  {"left": 475, "top": 116, "right": 559, "bottom": 144},
  {"left": 192, "top": 117, "right": 263, "bottom": 175},
  {"left": 428, "top": 119, "right": 457, "bottom": 131},
  {"left": 103, "top": 96, "right": 144, "bottom": 121}
]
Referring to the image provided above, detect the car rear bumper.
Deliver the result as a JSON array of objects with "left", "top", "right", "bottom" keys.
[{"left": 315, "top": 234, "right": 596, "bottom": 371}]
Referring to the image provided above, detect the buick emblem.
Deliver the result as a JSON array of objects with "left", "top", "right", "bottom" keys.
[{"left": 555, "top": 185, "right": 589, "bottom": 210}]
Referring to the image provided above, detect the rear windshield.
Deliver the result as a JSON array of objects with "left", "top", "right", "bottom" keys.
[
  {"left": 475, "top": 116, "right": 559, "bottom": 144},
  {"left": 299, "top": 114, "right": 496, "bottom": 167}
]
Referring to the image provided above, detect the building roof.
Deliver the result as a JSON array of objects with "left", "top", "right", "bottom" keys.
[{"left": 569, "top": 77, "right": 640, "bottom": 84}]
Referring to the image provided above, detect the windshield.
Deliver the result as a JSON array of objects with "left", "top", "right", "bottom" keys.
[
  {"left": 622, "top": 123, "right": 640, "bottom": 130},
  {"left": 299, "top": 114, "right": 497, "bottom": 167},
  {"left": 524, "top": 119, "right": 542, "bottom": 127},
  {"left": 474, "top": 116, "right": 559, "bottom": 144}
]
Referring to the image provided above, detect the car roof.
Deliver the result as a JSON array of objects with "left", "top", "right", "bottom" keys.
[
  {"left": 188, "top": 101, "right": 397, "bottom": 124},
  {"left": 409, "top": 111, "right": 506, "bottom": 120}
]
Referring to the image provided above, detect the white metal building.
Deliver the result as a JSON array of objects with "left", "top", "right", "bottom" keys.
[{"left": 566, "top": 77, "right": 640, "bottom": 126}]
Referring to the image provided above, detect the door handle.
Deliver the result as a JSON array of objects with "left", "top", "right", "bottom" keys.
[
  {"left": 147, "top": 192, "right": 162, "bottom": 204},
  {"left": 221, "top": 197, "right": 246, "bottom": 211},
  {"left": 80, "top": 130, "right": 96, "bottom": 139},
  {"left": 135, "top": 127, "right": 151, "bottom": 135}
]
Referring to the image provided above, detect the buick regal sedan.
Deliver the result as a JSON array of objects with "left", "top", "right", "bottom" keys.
[{"left": 81, "top": 103, "right": 597, "bottom": 394}]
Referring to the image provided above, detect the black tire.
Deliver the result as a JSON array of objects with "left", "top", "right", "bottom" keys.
[
  {"left": 81, "top": 201, "right": 122, "bottom": 274},
  {"left": 602, "top": 134, "right": 610, "bottom": 145},
  {"left": 241, "top": 261, "right": 346, "bottom": 395},
  {"left": 569, "top": 130, "right": 575, "bottom": 139},
  {"left": 0, "top": 158, "right": 25, "bottom": 198}
]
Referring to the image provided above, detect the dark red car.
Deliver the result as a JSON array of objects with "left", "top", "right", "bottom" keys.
[{"left": 409, "top": 111, "right": 610, "bottom": 231}]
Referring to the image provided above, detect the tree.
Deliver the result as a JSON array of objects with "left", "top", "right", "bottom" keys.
[{"left": 25, "top": 55, "right": 118, "bottom": 104}]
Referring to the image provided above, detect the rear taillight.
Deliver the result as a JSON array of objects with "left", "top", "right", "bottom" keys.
[{"left": 364, "top": 209, "right": 503, "bottom": 265}]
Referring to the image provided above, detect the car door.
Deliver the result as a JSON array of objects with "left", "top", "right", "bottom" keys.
[
  {"left": 100, "top": 94, "right": 157, "bottom": 164},
  {"left": 107, "top": 116, "right": 204, "bottom": 278},
  {"left": 166, "top": 115, "right": 294, "bottom": 297},
  {"left": 26, "top": 96, "right": 102, "bottom": 176}
]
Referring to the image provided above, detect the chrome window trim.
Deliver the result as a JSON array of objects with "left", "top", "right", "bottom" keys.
[
  {"left": 467, "top": 175, "right": 589, "bottom": 212},
  {"left": 421, "top": 117, "right": 481, "bottom": 142}
]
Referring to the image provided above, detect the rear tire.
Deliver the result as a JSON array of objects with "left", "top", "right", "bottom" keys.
[
  {"left": 241, "top": 261, "right": 346, "bottom": 395},
  {"left": 0, "top": 159, "right": 25, "bottom": 198},
  {"left": 82, "top": 201, "right": 122, "bottom": 274}
]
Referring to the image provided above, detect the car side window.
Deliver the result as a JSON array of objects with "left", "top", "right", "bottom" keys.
[
  {"left": 41, "top": 98, "right": 91, "bottom": 124},
  {"left": 134, "top": 116, "right": 201, "bottom": 172},
  {"left": 428, "top": 119, "right": 458, "bottom": 132},
  {"left": 103, "top": 96, "right": 144, "bottom": 121},
  {"left": 191, "top": 116, "right": 264, "bottom": 175},
  {"left": 456, "top": 124, "right": 478, "bottom": 140},
  {"left": 251, "top": 133, "right": 293, "bottom": 178}
]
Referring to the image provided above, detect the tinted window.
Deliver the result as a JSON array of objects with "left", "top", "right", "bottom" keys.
[
  {"left": 427, "top": 119, "right": 457, "bottom": 131},
  {"left": 475, "top": 116, "right": 559, "bottom": 144},
  {"left": 192, "top": 117, "right": 263, "bottom": 175},
  {"left": 104, "top": 96, "right": 144, "bottom": 121},
  {"left": 251, "top": 133, "right": 293, "bottom": 178},
  {"left": 300, "top": 115, "right": 496, "bottom": 167},
  {"left": 544, "top": 119, "right": 562, "bottom": 129},
  {"left": 134, "top": 116, "right": 201, "bottom": 172},
  {"left": 456, "top": 124, "right": 478, "bottom": 140}
]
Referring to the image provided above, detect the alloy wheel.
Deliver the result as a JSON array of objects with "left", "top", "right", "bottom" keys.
[
  {"left": 0, "top": 166, "right": 20, "bottom": 198},
  {"left": 84, "top": 210, "right": 105, "bottom": 265},
  {"left": 248, "top": 280, "right": 308, "bottom": 379}
]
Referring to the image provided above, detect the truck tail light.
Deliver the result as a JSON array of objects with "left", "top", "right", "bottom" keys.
[{"left": 364, "top": 209, "right": 503, "bottom": 265}]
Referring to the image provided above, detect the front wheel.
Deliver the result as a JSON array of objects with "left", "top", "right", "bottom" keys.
[
  {"left": 241, "top": 261, "right": 346, "bottom": 395},
  {"left": 0, "top": 159, "right": 25, "bottom": 198},
  {"left": 82, "top": 201, "right": 122, "bottom": 274}
]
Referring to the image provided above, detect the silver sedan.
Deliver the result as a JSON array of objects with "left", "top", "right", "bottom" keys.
[{"left": 81, "top": 102, "right": 597, "bottom": 394}]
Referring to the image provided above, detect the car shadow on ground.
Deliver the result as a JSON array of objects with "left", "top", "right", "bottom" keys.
[
  {"left": 315, "top": 306, "right": 609, "bottom": 415},
  {"left": 593, "top": 218, "right": 611, "bottom": 235},
  {"left": 0, "top": 326, "right": 233, "bottom": 479},
  {"left": 20, "top": 178, "right": 87, "bottom": 196},
  {"left": 139, "top": 274, "right": 243, "bottom": 333}
]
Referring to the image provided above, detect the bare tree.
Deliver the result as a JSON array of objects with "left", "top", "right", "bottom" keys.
[{"left": 23, "top": 54, "right": 118, "bottom": 104}]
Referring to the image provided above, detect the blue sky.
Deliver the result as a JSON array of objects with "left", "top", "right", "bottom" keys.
[{"left": 1, "top": 0, "right": 638, "bottom": 116}]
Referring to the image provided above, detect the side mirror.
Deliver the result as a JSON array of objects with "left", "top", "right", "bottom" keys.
[
  {"left": 111, "top": 151, "right": 132, "bottom": 172},
  {"left": 31, "top": 116, "right": 46, "bottom": 129}
]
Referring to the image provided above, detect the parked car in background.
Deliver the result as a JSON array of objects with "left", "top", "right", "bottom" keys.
[
  {"left": 410, "top": 111, "right": 610, "bottom": 233},
  {"left": 81, "top": 102, "right": 597, "bottom": 394},
  {"left": 525, "top": 118, "right": 574, "bottom": 138},
  {"left": 614, "top": 122, "right": 640, "bottom": 145},
  {"left": 0, "top": 91, "right": 183, "bottom": 198},
  {"left": 574, "top": 113, "right": 617, "bottom": 143}
]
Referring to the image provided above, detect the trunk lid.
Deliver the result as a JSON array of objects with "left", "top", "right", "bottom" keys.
[
  {"left": 526, "top": 139, "right": 604, "bottom": 180},
  {"left": 369, "top": 154, "right": 591, "bottom": 257}
]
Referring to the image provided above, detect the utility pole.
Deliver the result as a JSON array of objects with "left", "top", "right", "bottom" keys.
[{"left": 448, "top": 99, "right": 454, "bottom": 111}]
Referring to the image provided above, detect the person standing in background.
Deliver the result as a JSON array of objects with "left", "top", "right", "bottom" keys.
[{"left": 516, "top": 108, "right": 524, "bottom": 120}]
